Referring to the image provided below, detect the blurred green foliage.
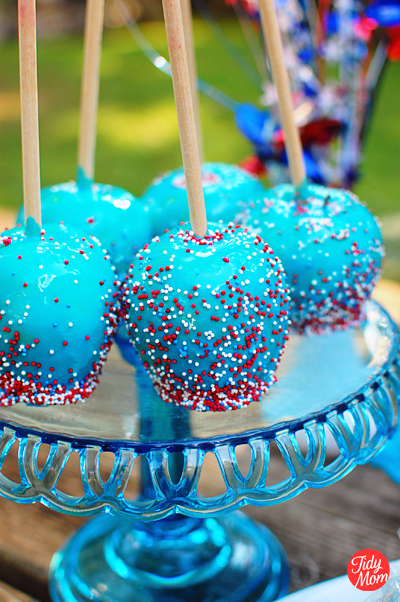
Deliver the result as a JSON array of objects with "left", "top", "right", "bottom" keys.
[
  {"left": 0, "top": 19, "right": 399, "bottom": 276},
  {"left": 0, "top": 20, "right": 260, "bottom": 206}
]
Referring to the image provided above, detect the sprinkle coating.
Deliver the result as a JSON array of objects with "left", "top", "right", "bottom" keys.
[
  {"left": 240, "top": 183, "right": 384, "bottom": 334},
  {"left": 123, "top": 223, "right": 291, "bottom": 412},
  {"left": 0, "top": 225, "right": 120, "bottom": 406},
  {"left": 143, "top": 162, "right": 266, "bottom": 237},
  {"left": 16, "top": 181, "right": 153, "bottom": 277}
]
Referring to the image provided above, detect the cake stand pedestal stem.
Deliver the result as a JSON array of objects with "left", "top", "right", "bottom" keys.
[{"left": 49, "top": 511, "right": 289, "bottom": 602}]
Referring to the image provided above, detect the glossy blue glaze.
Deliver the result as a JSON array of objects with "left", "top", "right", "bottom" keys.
[
  {"left": 240, "top": 183, "right": 384, "bottom": 334},
  {"left": 143, "top": 162, "right": 266, "bottom": 236},
  {"left": 16, "top": 181, "right": 153, "bottom": 277},
  {"left": 0, "top": 224, "right": 119, "bottom": 405},
  {"left": 123, "top": 223, "right": 290, "bottom": 411}
]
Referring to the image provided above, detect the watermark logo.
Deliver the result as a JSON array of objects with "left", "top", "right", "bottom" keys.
[{"left": 347, "top": 549, "right": 390, "bottom": 592}]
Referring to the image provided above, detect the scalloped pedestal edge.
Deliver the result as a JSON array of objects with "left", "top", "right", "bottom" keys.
[{"left": 49, "top": 511, "right": 289, "bottom": 602}]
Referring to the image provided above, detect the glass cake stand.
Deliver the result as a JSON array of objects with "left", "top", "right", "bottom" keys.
[{"left": 0, "top": 299, "right": 399, "bottom": 602}]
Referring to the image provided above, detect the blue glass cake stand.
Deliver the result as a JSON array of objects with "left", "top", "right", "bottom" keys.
[{"left": 0, "top": 299, "right": 399, "bottom": 602}]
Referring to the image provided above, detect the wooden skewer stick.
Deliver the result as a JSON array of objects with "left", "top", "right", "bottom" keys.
[
  {"left": 77, "top": 0, "right": 105, "bottom": 183},
  {"left": 315, "top": 0, "right": 331, "bottom": 84},
  {"left": 180, "top": 0, "right": 204, "bottom": 164},
  {"left": 162, "top": 0, "right": 207, "bottom": 237},
  {"left": 258, "top": 0, "right": 306, "bottom": 187},
  {"left": 18, "top": 0, "right": 41, "bottom": 226}
]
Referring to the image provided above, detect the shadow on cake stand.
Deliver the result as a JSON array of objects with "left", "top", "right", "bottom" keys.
[{"left": 0, "top": 300, "right": 398, "bottom": 602}]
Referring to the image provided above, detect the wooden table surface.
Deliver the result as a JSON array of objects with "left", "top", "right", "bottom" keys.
[{"left": 0, "top": 208, "right": 399, "bottom": 601}]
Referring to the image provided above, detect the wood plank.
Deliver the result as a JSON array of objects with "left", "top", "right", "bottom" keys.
[
  {"left": 0, "top": 582, "right": 39, "bottom": 602},
  {"left": 0, "top": 494, "right": 84, "bottom": 602},
  {"left": 247, "top": 466, "right": 400, "bottom": 591}
]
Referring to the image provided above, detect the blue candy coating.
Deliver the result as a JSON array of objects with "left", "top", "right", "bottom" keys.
[
  {"left": 16, "top": 181, "right": 153, "bottom": 277},
  {"left": 240, "top": 183, "right": 384, "bottom": 334},
  {"left": 142, "top": 162, "right": 266, "bottom": 236},
  {"left": 123, "top": 223, "right": 291, "bottom": 412},
  {"left": 0, "top": 224, "right": 120, "bottom": 405}
]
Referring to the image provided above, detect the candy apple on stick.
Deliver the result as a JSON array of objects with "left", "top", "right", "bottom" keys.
[
  {"left": 16, "top": 0, "right": 151, "bottom": 277},
  {"left": 142, "top": 0, "right": 266, "bottom": 237},
  {"left": 240, "top": 0, "right": 384, "bottom": 335},
  {"left": 123, "top": 0, "right": 291, "bottom": 412},
  {"left": 0, "top": 0, "right": 119, "bottom": 406}
]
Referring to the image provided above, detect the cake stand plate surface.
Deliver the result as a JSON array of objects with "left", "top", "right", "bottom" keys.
[
  {"left": 1, "top": 301, "right": 397, "bottom": 446},
  {"left": 0, "top": 300, "right": 398, "bottom": 519},
  {"left": 0, "top": 300, "right": 399, "bottom": 602}
]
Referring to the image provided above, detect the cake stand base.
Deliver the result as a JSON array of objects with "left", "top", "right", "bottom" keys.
[{"left": 49, "top": 511, "right": 289, "bottom": 602}]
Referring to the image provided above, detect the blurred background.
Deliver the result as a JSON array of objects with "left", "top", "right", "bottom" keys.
[{"left": 0, "top": 0, "right": 399, "bottom": 278}]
